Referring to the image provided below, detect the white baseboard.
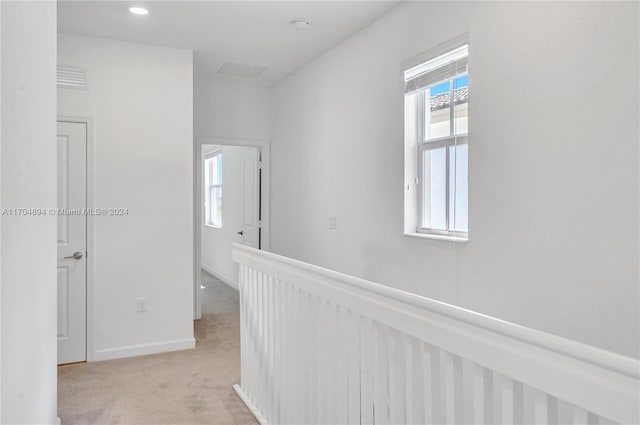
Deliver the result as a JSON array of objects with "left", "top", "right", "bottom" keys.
[
  {"left": 233, "top": 384, "right": 269, "bottom": 425},
  {"left": 201, "top": 264, "right": 239, "bottom": 291},
  {"left": 92, "top": 337, "right": 196, "bottom": 362}
]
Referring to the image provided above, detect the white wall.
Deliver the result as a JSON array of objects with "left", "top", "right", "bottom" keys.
[
  {"left": 57, "top": 34, "right": 195, "bottom": 360},
  {"left": 1, "top": 2, "right": 58, "bottom": 423},
  {"left": 201, "top": 145, "right": 257, "bottom": 287},
  {"left": 194, "top": 80, "right": 271, "bottom": 140},
  {"left": 1, "top": 3, "right": 3, "bottom": 420},
  {"left": 270, "top": 1, "right": 639, "bottom": 358}
]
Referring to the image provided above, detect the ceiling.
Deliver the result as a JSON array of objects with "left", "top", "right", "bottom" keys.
[{"left": 58, "top": 1, "right": 400, "bottom": 87}]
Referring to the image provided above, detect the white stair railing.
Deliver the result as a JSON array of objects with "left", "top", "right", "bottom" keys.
[{"left": 232, "top": 244, "right": 639, "bottom": 425}]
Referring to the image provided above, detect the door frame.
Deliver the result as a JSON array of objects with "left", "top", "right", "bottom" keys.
[
  {"left": 57, "top": 116, "right": 95, "bottom": 362},
  {"left": 194, "top": 136, "right": 270, "bottom": 319}
]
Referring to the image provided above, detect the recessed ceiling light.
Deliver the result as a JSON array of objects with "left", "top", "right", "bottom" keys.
[
  {"left": 291, "top": 19, "right": 311, "bottom": 30},
  {"left": 128, "top": 6, "right": 149, "bottom": 15}
]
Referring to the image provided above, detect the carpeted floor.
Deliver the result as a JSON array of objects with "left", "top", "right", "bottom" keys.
[{"left": 58, "top": 271, "right": 257, "bottom": 425}]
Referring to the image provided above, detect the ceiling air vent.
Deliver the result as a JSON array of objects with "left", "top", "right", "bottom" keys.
[
  {"left": 216, "top": 62, "right": 266, "bottom": 79},
  {"left": 57, "top": 65, "right": 87, "bottom": 90}
]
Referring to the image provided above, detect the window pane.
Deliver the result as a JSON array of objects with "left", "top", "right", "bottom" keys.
[
  {"left": 426, "top": 81, "right": 451, "bottom": 140},
  {"left": 211, "top": 154, "right": 222, "bottom": 185},
  {"left": 215, "top": 186, "right": 222, "bottom": 226},
  {"left": 204, "top": 158, "right": 211, "bottom": 225},
  {"left": 204, "top": 188, "right": 211, "bottom": 225},
  {"left": 210, "top": 186, "right": 222, "bottom": 227},
  {"left": 209, "top": 186, "right": 215, "bottom": 225},
  {"left": 422, "top": 147, "right": 447, "bottom": 230},
  {"left": 216, "top": 155, "right": 222, "bottom": 184},
  {"left": 448, "top": 144, "right": 468, "bottom": 232},
  {"left": 454, "top": 75, "right": 468, "bottom": 135},
  {"left": 204, "top": 158, "right": 212, "bottom": 186}
]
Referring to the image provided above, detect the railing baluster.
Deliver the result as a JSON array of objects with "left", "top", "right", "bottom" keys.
[
  {"left": 291, "top": 286, "right": 302, "bottom": 424},
  {"left": 238, "top": 265, "right": 246, "bottom": 393},
  {"left": 452, "top": 356, "right": 465, "bottom": 424},
  {"left": 253, "top": 270, "right": 259, "bottom": 414},
  {"left": 281, "top": 281, "right": 289, "bottom": 425},
  {"left": 532, "top": 388, "right": 549, "bottom": 425},
  {"left": 257, "top": 271, "right": 266, "bottom": 420},
  {"left": 304, "top": 290, "right": 312, "bottom": 423},
  {"left": 283, "top": 279, "right": 290, "bottom": 424},
  {"left": 514, "top": 381, "right": 524, "bottom": 425},
  {"left": 461, "top": 358, "right": 475, "bottom": 425},
  {"left": 326, "top": 301, "right": 339, "bottom": 424},
  {"left": 272, "top": 277, "right": 281, "bottom": 425},
  {"left": 256, "top": 270, "right": 268, "bottom": 414},
  {"left": 547, "top": 395, "right": 559, "bottom": 425},
  {"left": 430, "top": 347, "right": 446, "bottom": 424},
  {"left": 499, "top": 374, "right": 515, "bottom": 425},
  {"left": 317, "top": 298, "right": 328, "bottom": 425},
  {"left": 247, "top": 267, "right": 254, "bottom": 411},
  {"left": 248, "top": 268, "right": 255, "bottom": 412},
  {"left": 492, "top": 372, "right": 513, "bottom": 425},
  {"left": 288, "top": 282, "right": 296, "bottom": 424},
  {"left": 421, "top": 342, "right": 434, "bottom": 424},
  {"left": 346, "top": 310, "right": 361, "bottom": 425},
  {"left": 373, "top": 322, "right": 390, "bottom": 425},
  {"left": 473, "top": 364, "right": 486, "bottom": 425},
  {"left": 572, "top": 406, "right": 589, "bottom": 425},
  {"left": 521, "top": 384, "right": 548, "bottom": 425},
  {"left": 247, "top": 267, "right": 255, "bottom": 410},
  {"left": 267, "top": 276, "right": 278, "bottom": 418},
  {"left": 405, "top": 336, "right": 418, "bottom": 424},
  {"left": 334, "top": 305, "right": 350, "bottom": 424},
  {"left": 251, "top": 268, "right": 258, "bottom": 411},
  {"left": 557, "top": 399, "right": 573, "bottom": 425},
  {"left": 388, "top": 329, "right": 406, "bottom": 425},
  {"left": 360, "top": 317, "right": 375, "bottom": 425},
  {"left": 308, "top": 293, "right": 318, "bottom": 423},
  {"left": 444, "top": 352, "right": 456, "bottom": 424}
]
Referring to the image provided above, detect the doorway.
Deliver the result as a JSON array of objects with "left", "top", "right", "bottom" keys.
[
  {"left": 57, "top": 120, "right": 88, "bottom": 364},
  {"left": 194, "top": 137, "right": 270, "bottom": 319}
]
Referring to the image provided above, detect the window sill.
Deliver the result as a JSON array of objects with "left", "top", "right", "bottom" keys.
[
  {"left": 204, "top": 224, "right": 222, "bottom": 229},
  {"left": 403, "top": 232, "right": 468, "bottom": 243}
]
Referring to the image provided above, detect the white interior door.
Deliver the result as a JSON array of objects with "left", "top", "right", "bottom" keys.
[
  {"left": 57, "top": 121, "right": 87, "bottom": 364},
  {"left": 240, "top": 148, "right": 259, "bottom": 247}
]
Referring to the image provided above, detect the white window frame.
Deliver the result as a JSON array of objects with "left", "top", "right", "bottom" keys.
[
  {"left": 403, "top": 35, "right": 469, "bottom": 242},
  {"left": 204, "top": 150, "right": 222, "bottom": 228},
  {"left": 416, "top": 84, "right": 468, "bottom": 239}
]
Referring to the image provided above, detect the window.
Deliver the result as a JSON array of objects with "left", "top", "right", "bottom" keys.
[
  {"left": 204, "top": 151, "right": 222, "bottom": 227},
  {"left": 404, "top": 41, "right": 468, "bottom": 240}
]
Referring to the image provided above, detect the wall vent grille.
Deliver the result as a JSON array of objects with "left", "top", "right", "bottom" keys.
[
  {"left": 216, "top": 62, "right": 266, "bottom": 79},
  {"left": 57, "top": 65, "right": 87, "bottom": 90}
]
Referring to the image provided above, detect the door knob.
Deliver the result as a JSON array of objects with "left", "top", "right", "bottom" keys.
[
  {"left": 237, "top": 230, "right": 244, "bottom": 236},
  {"left": 64, "top": 251, "right": 83, "bottom": 260}
]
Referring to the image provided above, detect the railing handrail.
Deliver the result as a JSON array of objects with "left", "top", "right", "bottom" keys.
[{"left": 232, "top": 243, "right": 639, "bottom": 379}]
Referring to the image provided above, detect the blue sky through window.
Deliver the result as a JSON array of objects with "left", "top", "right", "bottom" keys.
[
  {"left": 429, "top": 75, "right": 468, "bottom": 97},
  {"left": 430, "top": 80, "right": 450, "bottom": 96},
  {"left": 454, "top": 75, "right": 468, "bottom": 89}
]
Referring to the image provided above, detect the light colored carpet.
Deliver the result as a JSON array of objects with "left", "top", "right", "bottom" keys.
[{"left": 58, "top": 271, "right": 258, "bottom": 425}]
